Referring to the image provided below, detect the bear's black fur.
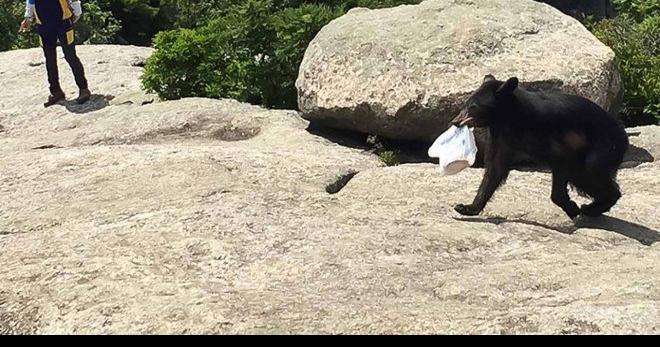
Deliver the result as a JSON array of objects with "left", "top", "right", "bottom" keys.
[{"left": 451, "top": 75, "right": 629, "bottom": 219}]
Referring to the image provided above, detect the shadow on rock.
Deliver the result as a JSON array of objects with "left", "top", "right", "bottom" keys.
[
  {"left": 455, "top": 214, "right": 659, "bottom": 246},
  {"left": 574, "top": 215, "right": 660, "bottom": 246},
  {"left": 454, "top": 216, "right": 578, "bottom": 235},
  {"left": 64, "top": 94, "right": 112, "bottom": 114},
  {"left": 621, "top": 144, "right": 655, "bottom": 168},
  {"left": 306, "top": 122, "right": 370, "bottom": 150},
  {"left": 306, "top": 122, "right": 437, "bottom": 164}
]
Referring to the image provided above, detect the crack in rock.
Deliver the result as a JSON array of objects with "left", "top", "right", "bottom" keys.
[{"left": 326, "top": 171, "right": 359, "bottom": 194}]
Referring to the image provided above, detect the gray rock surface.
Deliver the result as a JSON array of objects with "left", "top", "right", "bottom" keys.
[{"left": 0, "top": 46, "right": 657, "bottom": 334}]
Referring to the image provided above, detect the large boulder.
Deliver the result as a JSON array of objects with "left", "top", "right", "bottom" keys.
[{"left": 296, "top": 0, "right": 622, "bottom": 142}]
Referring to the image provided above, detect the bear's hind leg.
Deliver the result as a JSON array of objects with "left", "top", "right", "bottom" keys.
[
  {"left": 551, "top": 170, "right": 581, "bottom": 219},
  {"left": 571, "top": 173, "right": 621, "bottom": 217}
]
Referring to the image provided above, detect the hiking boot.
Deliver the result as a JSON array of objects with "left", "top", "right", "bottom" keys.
[
  {"left": 44, "top": 91, "right": 66, "bottom": 108},
  {"left": 76, "top": 88, "right": 91, "bottom": 104}
]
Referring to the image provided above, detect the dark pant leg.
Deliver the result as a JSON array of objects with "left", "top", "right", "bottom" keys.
[
  {"left": 57, "top": 21, "right": 88, "bottom": 90},
  {"left": 38, "top": 25, "right": 63, "bottom": 95},
  {"left": 61, "top": 44, "right": 88, "bottom": 90}
]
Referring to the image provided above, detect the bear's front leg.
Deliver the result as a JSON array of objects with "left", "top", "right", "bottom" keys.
[
  {"left": 454, "top": 203, "right": 482, "bottom": 216},
  {"left": 454, "top": 165, "right": 510, "bottom": 216},
  {"left": 454, "top": 137, "right": 512, "bottom": 216}
]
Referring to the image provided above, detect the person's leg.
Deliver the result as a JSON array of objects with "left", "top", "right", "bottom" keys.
[
  {"left": 58, "top": 20, "right": 90, "bottom": 103},
  {"left": 38, "top": 25, "right": 65, "bottom": 106}
]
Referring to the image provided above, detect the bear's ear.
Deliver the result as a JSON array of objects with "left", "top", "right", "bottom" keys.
[
  {"left": 496, "top": 77, "right": 518, "bottom": 96},
  {"left": 484, "top": 74, "right": 496, "bottom": 83}
]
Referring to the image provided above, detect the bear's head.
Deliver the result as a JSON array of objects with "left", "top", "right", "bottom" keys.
[{"left": 451, "top": 75, "right": 518, "bottom": 128}]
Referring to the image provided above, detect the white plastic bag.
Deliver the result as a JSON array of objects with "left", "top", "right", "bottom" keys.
[
  {"left": 71, "top": 1, "right": 83, "bottom": 18},
  {"left": 427, "top": 125, "right": 478, "bottom": 175}
]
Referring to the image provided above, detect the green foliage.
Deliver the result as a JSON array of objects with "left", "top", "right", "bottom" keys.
[
  {"left": 378, "top": 150, "right": 401, "bottom": 167},
  {"left": 0, "top": 0, "right": 120, "bottom": 51},
  {"left": 142, "top": 0, "right": 270, "bottom": 103},
  {"left": 588, "top": 1, "right": 660, "bottom": 122},
  {"left": 159, "top": 0, "right": 233, "bottom": 28},
  {"left": 0, "top": 0, "right": 35, "bottom": 51},
  {"left": 142, "top": 0, "right": 422, "bottom": 109},
  {"left": 105, "top": 0, "right": 170, "bottom": 46},
  {"left": 612, "top": 0, "right": 660, "bottom": 21},
  {"left": 264, "top": 4, "right": 344, "bottom": 108},
  {"left": 0, "top": 1, "right": 18, "bottom": 51},
  {"left": 0, "top": 0, "right": 198, "bottom": 49},
  {"left": 74, "top": 2, "right": 121, "bottom": 44}
]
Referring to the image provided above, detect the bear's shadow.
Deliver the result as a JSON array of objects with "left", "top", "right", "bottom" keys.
[{"left": 455, "top": 215, "right": 659, "bottom": 246}]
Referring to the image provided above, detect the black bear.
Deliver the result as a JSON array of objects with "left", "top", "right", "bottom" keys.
[{"left": 451, "top": 75, "right": 629, "bottom": 219}]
